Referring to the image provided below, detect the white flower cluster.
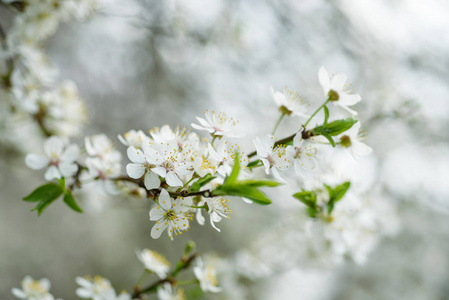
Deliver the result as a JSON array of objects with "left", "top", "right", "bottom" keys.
[
  {"left": 76, "top": 276, "right": 131, "bottom": 300},
  {"left": 0, "top": 0, "right": 96, "bottom": 141}
]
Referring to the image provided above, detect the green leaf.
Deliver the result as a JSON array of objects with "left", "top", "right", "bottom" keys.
[
  {"left": 311, "top": 118, "right": 357, "bottom": 137},
  {"left": 247, "top": 159, "right": 261, "bottom": 169},
  {"left": 23, "top": 183, "right": 63, "bottom": 202},
  {"left": 321, "top": 133, "right": 335, "bottom": 147},
  {"left": 238, "top": 180, "right": 282, "bottom": 188},
  {"left": 191, "top": 174, "right": 216, "bottom": 192},
  {"left": 326, "top": 181, "right": 351, "bottom": 214},
  {"left": 225, "top": 152, "right": 240, "bottom": 184},
  {"left": 58, "top": 177, "right": 66, "bottom": 192},
  {"left": 293, "top": 190, "right": 317, "bottom": 207},
  {"left": 213, "top": 184, "right": 272, "bottom": 205},
  {"left": 63, "top": 192, "right": 83, "bottom": 213},
  {"left": 323, "top": 105, "right": 329, "bottom": 125},
  {"left": 32, "top": 197, "right": 59, "bottom": 216}
]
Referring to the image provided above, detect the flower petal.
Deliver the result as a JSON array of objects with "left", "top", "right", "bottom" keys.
[
  {"left": 126, "top": 163, "right": 145, "bottom": 179},
  {"left": 45, "top": 166, "right": 61, "bottom": 180},
  {"left": 149, "top": 206, "right": 165, "bottom": 221},
  {"left": 59, "top": 162, "right": 78, "bottom": 177},
  {"left": 61, "top": 144, "right": 80, "bottom": 162},
  {"left": 318, "top": 66, "right": 330, "bottom": 95},
  {"left": 151, "top": 221, "right": 168, "bottom": 239},
  {"left": 158, "top": 189, "right": 172, "bottom": 210},
  {"left": 144, "top": 172, "right": 160, "bottom": 190},
  {"left": 127, "top": 146, "right": 146, "bottom": 164},
  {"left": 165, "top": 172, "right": 183, "bottom": 187},
  {"left": 330, "top": 74, "right": 347, "bottom": 91},
  {"left": 152, "top": 166, "right": 167, "bottom": 178},
  {"left": 25, "top": 154, "right": 49, "bottom": 170}
]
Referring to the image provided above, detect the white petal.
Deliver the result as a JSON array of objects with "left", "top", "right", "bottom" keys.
[
  {"left": 318, "top": 66, "right": 330, "bottom": 95},
  {"left": 127, "top": 146, "right": 146, "bottom": 164},
  {"left": 253, "top": 137, "right": 268, "bottom": 158},
  {"left": 117, "top": 134, "right": 129, "bottom": 146},
  {"left": 144, "top": 172, "right": 160, "bottom": 190},
  {"left": 197, "top": 116, "right": 212, "bottom": 128},
  {"left": 151, "top": 221, "right": 168, "bottom": 239},
  {"left": 76, "top": 288, "right": 92, "bottom": 298},
  {"left": 196, "top": 209, "right": 205, "bottom": 225},
  {"left": 45, "top": 166, "right": 61, "bottom": 180},
  {"left": 149, "top": 206, "right": 165, "bottom": 221},
  {"left": 25, "top": 154, "right": 49, "bottom": 170},
  {"left": 330, "top": 74, "right": 347, "bottom": 91},
  {"left": 158, "top": 189, "right": 172, "bottom": 210},
  {"left": 60, "top": 144, "right": 80, "bottom": 162},
  {"left": 340, "top": 94, "right": 361, "bottom": 106},
  {"left": 271, "top": 168, "right": 286, "bottom": 183},
  {"left": 165, "top": 172, "right": 183, "bottom": 187},
  {"left": 152, "top": 166, "right": 167, "bottom": 177},
  {"left": 11, "top": 288, "right": 26, "bottom": 298},
  {"left": 209, "top": 212, "right": 222, "bottom": 232},
  {"left": 59, "top": 162, "right": 78, "bottom": 177},
  {"left": 208, "top": 143, "right": 222, "bottom": 162},
  {"left": 75, "top": 277, "right": 91, "bottom": 288},
  {"left": 44, "top": 136, "right": 64, "bottom": 157},
  {"left": 353, "top": 141, "right": 373, "bottom": 156},
  {"left": 39, "top": 278, "right": 51, "bottom": 291},
  {"left": 126, "top": 163, "right": 145, "bottom": 179}
]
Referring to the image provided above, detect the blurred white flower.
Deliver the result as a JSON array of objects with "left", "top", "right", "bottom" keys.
[
  {"left": 149, "top": 189, "right": 193, "bottom": 239},
  {"left": 193, "top": 258, "right": 222, "bottom": 293},
  {"left": 118, "top": 130, "right": 150, "bottom": 148},
  {"left": 157, "top": 283, "right": 185, "bottom": 300},
  {"left": 191, "top": 111, "right": 243, "bottom": 138},
  {"left": 318, "top": 66, "right": 361, "bottom": 115},
  {"left": 12, "top": 276, "right": 57, "bottom": 300},
  {"left": 136, "top": 249, "right": 171, "bottom": 278},
  {"left": 286, "top": 130, "right": 317, "bottom": 177},
  {"left": 25, "top": 136, "right": 79, "bottom": 181},
  {"left": 338, "top": 122, "right": 373, "bottom": 158},
  {"left": 270, "top": 87, "right": 309, "bottom": 117},
  {"left": 75, "top": 275, "right": 116, "bottom": 300}
]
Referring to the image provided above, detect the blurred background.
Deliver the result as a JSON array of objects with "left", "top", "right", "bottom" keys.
[{"left": 1, "top": 0, "right": 449, "bottom": 299}]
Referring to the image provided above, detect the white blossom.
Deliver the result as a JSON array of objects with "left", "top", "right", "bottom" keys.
[
  {"left": 253, "top": 135, "right": 293, "bottom": 182},
  {"left": 193, "top": 258, "right": 222, "bottom": 293},
  {"left": 318, "top": 66, "right": 361, "bottom": 115},
  {"left": 205, "top": 197, "right": 231, "bottom": 232},
  {"left": 136, "top": 249, "right": 171, "bottom": 278},
  {"left": 149, "top": 189, "right": 193, "bottom": 239},
  {"left": 145, "top": 141, "right": 193, "bottom": 187},
  {"left": 338, "top": 121, "right": 373, "bottom": 158},
  {"left": 286, "top": 130, "right": 317, "bottom": 177},
  {"left": 75, "top": 276, "right": 116, "bottom": 300},
  {"left": 191, "top": 111, "right": 243, "bottom": 138},
  {"left": 157, "top": 283, "right": 185, "bottom": 300},
  {"left": 12, "top": 276, "right": 57, "bottom": 300},
  {"left": 270, "top": 86, "right": 308, "bottom": 117},
  {"left": 118, "top": 130, "right": 150, "bottom": 148},
  {"left": 125, "top": 146, "right": 161, "bottom": 190},
  {"left": 25, "top": 136, "right": 79, "bottom": 181}
]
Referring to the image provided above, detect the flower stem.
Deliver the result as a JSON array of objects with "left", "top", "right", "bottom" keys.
[
  {"left": 136, "top": 270, "right": 149, "bottom": 287},
  {"left": 271, "top": 113, "right": 286, "bottom": 135},
  {"left": 303, "top": 98, "right": 330, "bottom": 128},
  {"left": 177, "top": 279, "right": 199, "bottom": 286}
]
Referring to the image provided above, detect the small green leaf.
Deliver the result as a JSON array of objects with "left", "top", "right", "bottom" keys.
[
  {"left": 23, "top": 183, "right": 63, "bottom": 202},
  {"left": 293, "top": 190, "right": 317, "bottom": 208},
  {"left": 247, "top": 159, "right": 261, "bottom": 169},
  {"left": 225, "top": 152, "right": 240, "bottom": 184},
  {"left": 58, "top": 177, "right": 66, "bottom": 192},
  {"left": 238, "top": 180, "right": 282, "bottom": 188},
  {"left": 326, "top": 181, "right": 351, "bottom": 214},
  {"left": 63, "top": 192, "right": 83, "bottom": 213},
  {"left": 213, "top": 184, "right": 272, "bottom": 205},
  {"left": 311, "top": 118, "right": 357, "bottom": 137},
  {"left": 323, "top": 105, "right": 329, "bottom": 125},
  {"left": 32, "top": 197, "right": 59, "bottom": 216},
  {"left": 321, "top": 133, "right": 335, "bottom": 147},
  {"left": 191, "top": 174, "right": 216, "bottom": 192}
]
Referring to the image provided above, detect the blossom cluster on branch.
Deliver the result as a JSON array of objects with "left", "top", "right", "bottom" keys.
[{"left": 1, "top": 3, "right": 393, "bottom": 298}]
